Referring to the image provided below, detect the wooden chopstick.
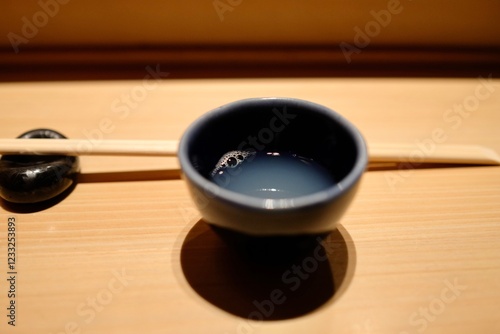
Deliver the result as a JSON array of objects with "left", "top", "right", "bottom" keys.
[
  {"left": 0, "top": 139, "right": 178, "bottom": 157},
  {"left": 368, "top": 143, "right": 500, "bottom": 165},
  {"left": 0, "top": 139, "right": 499, "bottom": 165}
]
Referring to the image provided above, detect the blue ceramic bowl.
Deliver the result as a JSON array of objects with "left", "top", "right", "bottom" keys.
[{"left": 178, "top": 98, "right": 367, "bottom": 236}]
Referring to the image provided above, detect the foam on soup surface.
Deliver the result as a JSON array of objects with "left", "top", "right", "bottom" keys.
[{"left": 210, "top": 151, "right": 335, "bottom": 199}]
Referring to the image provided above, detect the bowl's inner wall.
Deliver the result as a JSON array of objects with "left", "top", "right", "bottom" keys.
[{"left": 187, "top": 100, "right": 358, "bottom": 184}]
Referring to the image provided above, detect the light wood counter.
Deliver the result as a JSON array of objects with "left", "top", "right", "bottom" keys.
[{"left": 0, "top": 78, "right": 499, "bottom": 333}]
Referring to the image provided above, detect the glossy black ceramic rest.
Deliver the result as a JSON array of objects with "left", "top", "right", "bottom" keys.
[{"left": 0, "top": 129, "right": 80, "bottom": 203}]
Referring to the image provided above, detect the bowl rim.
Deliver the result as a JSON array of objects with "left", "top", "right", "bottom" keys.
[{"left": 178, "top": 97, "right": 368, "bottom": 211}]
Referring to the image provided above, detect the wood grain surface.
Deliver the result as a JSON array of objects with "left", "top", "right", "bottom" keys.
[{"left": 0, "top": 78, "right": 499, "bottom": 333}]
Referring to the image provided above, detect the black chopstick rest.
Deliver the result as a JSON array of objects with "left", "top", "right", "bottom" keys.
[{"left": 0, "top": 129, "right": 80, "bottom": 204}]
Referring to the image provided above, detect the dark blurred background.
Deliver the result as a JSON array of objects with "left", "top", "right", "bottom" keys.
[{"left": 1, "top": 0, "right": 499, "bottom": 81}]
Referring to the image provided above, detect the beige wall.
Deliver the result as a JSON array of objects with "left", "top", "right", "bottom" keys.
[{"left": 1, "top": 0, "right": 499, "bottom": 48}]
